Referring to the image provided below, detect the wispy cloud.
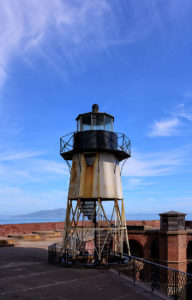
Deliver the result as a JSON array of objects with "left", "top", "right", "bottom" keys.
[
  {"left": 1, "top": 0, "right": 192, "bottom": 87},
  {"left": 122, "top": 145, "right": 192, "bottom": 177},
  {"left": 124, "top": 178, "right": 155, "bottom": 190},
  {"left": 125, "top": 195, "right": 192, "bottom": 214},
  {"left": 0, "top": 186, "right": 67, "bottom": 215},
  {"left": 0, "top": 151, "right": 42, "bottom": 161},
  {"left": 148, "top": 118, "right": 179, "bottom": 137},
  {"left": 0, "top": 0, "right": 115, "bottom": 86},
  {"left": 0, "top": 150, "right": 69, "bottom": 182},
  {"left": 31, "top": 159, "right": 69, "bottom": 176},
  {"left": 0, "top": 149, "right": 69, "bottom": 214},
  {"left": 148, "top": 102, "right": 192, "bottom": 137},
  {"left": 174, "top": 103, "right": 192, "bottom": 122}
]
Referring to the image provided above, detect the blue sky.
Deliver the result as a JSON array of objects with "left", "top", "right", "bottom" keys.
[{"left": 0, "top": 0, "right": 192, "bottom": 216}]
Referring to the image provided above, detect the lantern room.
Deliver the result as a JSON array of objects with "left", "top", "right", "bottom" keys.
[
  {"left": 60, "top": 104, "right": 131, "bottom": 161},
  {"left": 76, "top": 104, "right": 114, "bottom": 132}
]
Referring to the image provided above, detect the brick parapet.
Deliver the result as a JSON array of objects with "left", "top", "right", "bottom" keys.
[
  {"left": 126, "top": 220, "right": 160, "bottom": 227},
  {"left": 0, "top": 220, "right": 161, "bottom": 237},
  {"left": 0, "top": 222, "right": 64, "bottom": 237}
]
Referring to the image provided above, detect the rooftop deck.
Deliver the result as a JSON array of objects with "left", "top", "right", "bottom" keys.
[{"left": 0, "top": 238, "right": 163, "bottom": 300}]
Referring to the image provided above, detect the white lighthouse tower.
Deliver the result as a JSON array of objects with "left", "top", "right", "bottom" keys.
[{"left": 59, "top": 104, "right": 131, "bottom": 265}]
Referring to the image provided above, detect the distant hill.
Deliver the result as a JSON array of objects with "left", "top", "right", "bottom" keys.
[{"left": 14, "top": 208, "right": 66, "bottom": 219}]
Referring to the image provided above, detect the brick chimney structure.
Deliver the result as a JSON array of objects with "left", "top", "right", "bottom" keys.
[{"left": 159, "top": 211, "right": 187, "bottom": 272}]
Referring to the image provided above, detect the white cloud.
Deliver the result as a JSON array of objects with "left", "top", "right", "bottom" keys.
[
  {"left": 125, "top": 178, "right": 155, "bottom": 189},
  {"left": 0, "top": 186, "right": 67, "bottom": 215},
  {"left": 150, "top": 196, "right": 192, "bottom": 214},
  {"left": 0, "top": 0, "right": 192, "bottom": 86},
  {"left": 31, "top": 159, "right": 69, "bottom": 176},
  {"left": 0, "top": 149, "right": 69, "bottom": 214},
  {"left": 0, "top": 150, "right": 69, "bottom": 214},
  {"left": 148, "top": 118, "right": 179, "bottom": 137},
  {"left": 0, "top": 151, "right": 42, "bottom": 161},
  {"left": 122, "top": 146, "right": 191, "bottom": 177},
  {"left": 175, "top": 103, "right": 192, "bottom": 122},
  {"left": 148, "top": 102, "right": 192, "bottom": 137},
  {"left": 0, "top": 0, "right": 115, "bottom": 86},
  {"left": 125, "top": 196, "right": 192, "bottom": 214},
  {"left": 0, "top": 150, "right": 69, "bottom": 184}
]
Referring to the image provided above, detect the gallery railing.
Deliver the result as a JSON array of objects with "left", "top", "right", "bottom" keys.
[
  {"left": 60, "top": 131, "right": 131, "bottom": 157},
  {"left": 48, "top": 245, "right": 192, "bottom": 300},
  {"left": 119, "top": 256, "right": 192, "bottom": 300}
]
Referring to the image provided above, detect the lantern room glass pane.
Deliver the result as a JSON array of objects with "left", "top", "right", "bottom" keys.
[
  {"left": 92, "top": 114, "right": 104, "bottom": 130},
  {"left": 82, "top": 115, "right": 91, "bottom": 131},
  {"left": 105, "top": 115, "right": 113, "bottom": 131},
  {"left": 77, "top": 119, "right": 80, "bottom": 131}
]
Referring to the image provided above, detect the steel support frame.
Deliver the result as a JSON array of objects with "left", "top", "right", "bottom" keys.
[{"left": 62, "top": 198, "right": 130, "bottom": 263}]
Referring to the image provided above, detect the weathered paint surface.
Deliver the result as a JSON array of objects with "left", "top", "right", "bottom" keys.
[
  {"left": 68, "top": 152, "right": 123, "bottom": 199},
  {"left": 68, "top": 156, "right": 81, "bottom": 199}
]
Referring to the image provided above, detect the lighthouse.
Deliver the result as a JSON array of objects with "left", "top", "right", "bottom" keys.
[{"left": 60, "top": 104, "right": 131, "bottom": 265}]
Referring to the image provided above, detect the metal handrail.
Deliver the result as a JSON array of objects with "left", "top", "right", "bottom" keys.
[
  {"left": 60, "top": 131, "right": 131, "bottom": 157},
  {"left": 48, "top": 245, "right": 192, "bottom": 299},
  {"left": 119, "top": 255, "right": 192, "bottom": 300}
]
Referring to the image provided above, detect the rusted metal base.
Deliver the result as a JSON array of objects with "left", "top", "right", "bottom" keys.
[
  {"left": 60, "top": 198, "right": 130, "bottom": 265},
  {"left": 48, "top": 242, "right": 129, "bottom": 267}
]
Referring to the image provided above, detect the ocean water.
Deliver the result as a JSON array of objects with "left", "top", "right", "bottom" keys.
[
  {"left": 0, "top": 214, "right": 159, "bottom": 225},
  {"left": 0, "top": 213, "right": 191, "bottom": 225},
  {"left": 0, "top": 217, "right": 65, "bottom": 225}
]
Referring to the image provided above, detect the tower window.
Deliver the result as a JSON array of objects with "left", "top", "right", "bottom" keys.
[
  {"left": 82, "top": 115, "right": 91, "bottom": 131},
  {"left": 105, "top": 115, "right": 113, "bottom": 131},
  {"left": 77, "top": 113, "right": 113, "bottom": 131},
  {"left": 92, "top": 114, "right": 104, "bottom": 130}
]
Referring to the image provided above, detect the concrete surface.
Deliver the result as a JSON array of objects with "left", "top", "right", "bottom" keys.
[{"left": 0, "top": 239, "right": 163, "bottom": 300}]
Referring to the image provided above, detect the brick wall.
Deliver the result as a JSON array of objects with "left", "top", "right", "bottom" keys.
[
  {"left": 126, "top": 220, "right": 160, "bottom": 227},
  {"left": 0, "top": 222, "right": 64, "bottom": 237},
  {"left": 0, "top": 220, "right": 161, "bottom": 237}
]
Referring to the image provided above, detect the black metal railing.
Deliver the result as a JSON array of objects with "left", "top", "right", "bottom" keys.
[
  {"left": 60, "top": 132, "right": 74, "bottom": 154},
  {"left": 119, "top": 256, "right": 192, "bottom": 300},
  {"left": 48, "top": 244, "right": 127, "bottom": 266},
  {"left": 48, "top": 245, "right": 192, "bottom": 299},
  {"left": 60, "top": 131, "right": 131, "bottom": 158}
]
